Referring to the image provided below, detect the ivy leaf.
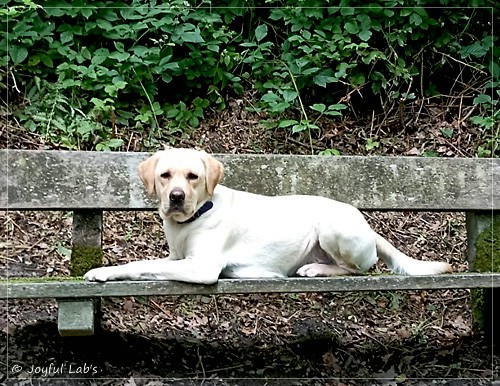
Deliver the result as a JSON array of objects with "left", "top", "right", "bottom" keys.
[
  {"left": 358, "top": 29, "right": 372, "bottom": 42},
  {"left": 183, "top": 30, "right": 204, "bottom": 43},
  {"left": 409, "top": 12, "right": 422, "bottom": 26},
  {"left": 319, "top": 148, "right": 341, "bottom": 156},
  {"left": 188, "top": 116, "right": 200, "bottom": 127},
  {"left": 365, "top": 138, "right": 380, "bottom": 151},
  {"left": 357, "top": 14, "right": 371, "bottom": 29},
  {"left": 255, "top": 24, "right": 268, "bottom": 42},
  {"left": 81, "top": 7, "right": 93, "bottom": 19},
  {"left": 162, "top": 62, "right": 180, "bottom": 71},
  {"left": 344, "top": 22, "right": 359, "bottom": 34},
  {"left": 324, "top": 110, "right": 342, "bottom": 116},
  {"left": 105, "top": 138, "right": 124, "bottom": 148},
  {"left": 313, "top": 72, "right": 336, "bottom": 88},
  {"left": 271, "top": 102, "right": 290, "bottom": 113},
  {"left": 340, "top": 7, "right": 354, "bottom": 16},
  {"left": 473, "top": 94, "right": 491, "bottom": 105},
  {"left": 28, "top": 56, "right": 40, "bottom": 66},
  {"left": 362, "top": 50, "right": 379, "bottom": 64},
  {"left": 96, "top": 19, "right": 113, "bottom": 31},
  {"left": 351, "top": 73, "right": 366, "bottom": 86},
  {"left": 96, "top": 143, "right": 110, "bottom": 151},
  {"left": 460, "top": 42, "right": 487, "bottom": 59},
  {"left": 39, "top": 54, "right": 53, "bottom": 67},
  {"left": 302, "top": 67, "right": 320, "bottom": 76},
  {"left": 282, "top": 90, "right": 298, "bottom": 103},
  {"left": 278, "top": 119, "right": 299, "bottom": 128},
  {"left": 44, "top": 7, "right": 66, "bottom": 17},
  {"left": 261, "top": 92, "right": 280, "bottom": 103},
  {"left": 109, "top": 51, "right": 130, "bottom": 62},
  {"left": 310, "top": 103, "right": 326, "bottom": 113},
  {"left": 328, "top": 103, "right": 347, "bottom": 110},
  {"left": 60, "top": 31, "right": 73, "bottom": 44},
  {"left": 92, "top": 48, "right": 109, "bottom": 65},
  {"left": 120, "top": 8, "right": 141, "bottom": 20},
  {"left": 114, "top": 41, "right": 125, "bottom": 52},
  {"left": 9, "top": 46, "right": 28, "bottom": 64},
  {"left": 131, "top": 46, "right": 149, "bottom": 57},
  {"left": 292, "top": 124, "right": 308, "bottom": 133},
  {"left": 489, "top": 61, "right": 499, "bottom": 79},
  {"left": 440, "top": 127, "right": 454, "bottom": 138},
  {"left": 269, "top": 9, "right": 284, "bottom": 20}
]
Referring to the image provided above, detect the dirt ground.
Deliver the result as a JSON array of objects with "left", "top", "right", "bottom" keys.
[{"left": 1, "top": 95, "right": 498, "bottom": 385}]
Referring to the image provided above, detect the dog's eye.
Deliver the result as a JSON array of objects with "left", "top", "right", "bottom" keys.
[
  {"left": 187, "top": 172, "right": 198, "bottom": 180},
  {"left": 160, "top": 171, "right": 171, "bottom": 179}
]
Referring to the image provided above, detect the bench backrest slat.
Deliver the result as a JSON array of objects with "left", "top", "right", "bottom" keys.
[{"left": 1, "top": 150, "right": 497, "bottom": 211}]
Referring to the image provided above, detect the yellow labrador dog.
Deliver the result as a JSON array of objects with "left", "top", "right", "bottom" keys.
[{"left": 84, "top": 148, "right": 451, "bottom": 284}]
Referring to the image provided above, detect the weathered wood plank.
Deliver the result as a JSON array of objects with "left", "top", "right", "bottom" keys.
[
  {"left": 1, "top": 150, "right": 498, "bottom": 211},
  {"left": 2, "top": 274, "right": 499, "bottom": 299}
]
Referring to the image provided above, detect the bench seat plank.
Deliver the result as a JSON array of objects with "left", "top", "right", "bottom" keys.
[
  {"left": 1, "top": 150, "right": 498, "bottom": 211},
  {"left": 2, "top": 274, "right": 499, "bottom": 299}
]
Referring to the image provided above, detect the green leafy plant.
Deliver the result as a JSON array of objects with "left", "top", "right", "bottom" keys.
[
  {"left": 365, "top": 138, "right": 381, "bottom": 151},
  {"left": 17, "top": 78, "right": 123, "bottom": 150},
  {"left": 470, "top": 89, "right": 499, "bottom": 158},
  {"left": 461, "top": 37, "right": 500, "bottom": 157},
  {"left": 440, "top": 127, "right": 454, "bottom": 139},
  {"left": 276, "top": 104, "right": 347, "bottom": 134},
  {"left": 471, "top": 92, "right": 500, "bottom": 157},
  {"left": 166, "top": 97, "right": 209, "bottom": 131},
  {"left": 2, "top": 0, "right": 242, "bottom": 148},
  {"left": 1, "top": 0, "right": 495, "bottom": 151}
]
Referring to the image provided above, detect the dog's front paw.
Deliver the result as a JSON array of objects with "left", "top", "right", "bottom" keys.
[{"left": 84, "top": 267, "right": 112, "bottom": 282}]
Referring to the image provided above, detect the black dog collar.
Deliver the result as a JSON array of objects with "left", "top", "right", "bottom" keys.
[{"left": 177, "top": 201, "right": 214, "bottom": 224}]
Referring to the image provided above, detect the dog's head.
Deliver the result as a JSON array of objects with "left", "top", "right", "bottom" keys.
[{"left": 138, "top": 148, "right": 224, "bottom": 223}]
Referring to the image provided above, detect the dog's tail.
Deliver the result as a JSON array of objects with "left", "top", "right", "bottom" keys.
[{"left": 375, "top": 233, "right": 452, "bottom": 275}]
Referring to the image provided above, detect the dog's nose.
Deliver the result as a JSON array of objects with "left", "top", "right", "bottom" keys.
[{"left": 169, "top": 188, "right": 185, "bottom": 203}]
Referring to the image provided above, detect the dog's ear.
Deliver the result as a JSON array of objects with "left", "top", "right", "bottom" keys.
[
  {"left": 138, "top": 153, "right": 160, "bottom": 196},
  {"left": 202, "top": 151, "right": 224, "bottom": 196}
]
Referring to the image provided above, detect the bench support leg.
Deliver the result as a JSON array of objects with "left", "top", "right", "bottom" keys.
[
  {"left": 466, "top": 211, "right": 499, "bottom": 351},
  {"left": 71, "top": 210, "right": 104, "bottom": 276},
  {"left": 67, "top": 210, "right": 103, "bottom": 337},
  {"left": 57, "top": 298, "right": 95, "bottom": 336}
]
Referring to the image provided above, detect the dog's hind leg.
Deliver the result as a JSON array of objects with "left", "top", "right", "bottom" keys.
[{"left": 296, "top": 226, "right": 378, "bottom": 277}]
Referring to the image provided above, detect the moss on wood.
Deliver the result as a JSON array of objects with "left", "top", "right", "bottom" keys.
[
  {"left": 471, "top": 219, "right": 500, "bottom": 332},
  {"left": 474, "top": 219, "right": 500, "bottom": 272},
  {"left": 0, "top": 276, "right": 84, "bottom": 283},
  {"left": 70, "top": 245, "right": 103, "bottom": 277}
]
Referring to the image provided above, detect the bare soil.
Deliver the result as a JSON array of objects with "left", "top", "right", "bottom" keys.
[{"left": 0, "top": 95, "right": 498, "bottom": 385}]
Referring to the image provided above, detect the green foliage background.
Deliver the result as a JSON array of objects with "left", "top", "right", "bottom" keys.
[{"left": 1, "top": 0, "right": 497, "bottom": 153}]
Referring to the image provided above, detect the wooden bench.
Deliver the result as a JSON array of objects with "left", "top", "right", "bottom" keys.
[{"left": 1, "top": 149, "right": 499, "bottom": 340}]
